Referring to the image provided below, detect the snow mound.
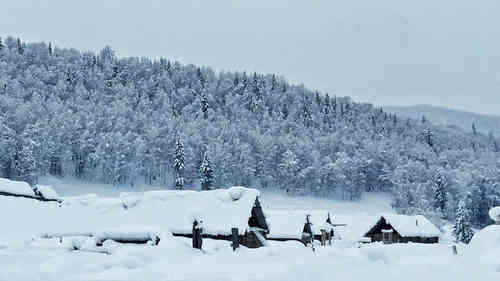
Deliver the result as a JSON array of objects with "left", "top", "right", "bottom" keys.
[
  {"left": 0, "top": 178, "right": 35, "bottom": 197},
  {"left": 468, "top": 224, "right": 500, "bottom": 272},
  {"left": 34, "top": 185, "right": 59, "bottom": 200},
  {"left": 94, "top": 227, "right": 163, "bottom": 246},
  {"left": 227, "top": 186, "right": 246, "bottom": 201},
  {"left": 489, "top": 207, "right": 500, "bottom": 223}
]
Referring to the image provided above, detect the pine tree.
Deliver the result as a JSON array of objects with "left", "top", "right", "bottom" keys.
[
  {"left": 0, "top": 37, "right": 4, "bottom": 51},
  {"left": 453, "top": 200, "right": 474, "bottom": 244},
  {"left": 433, "top": 170, "right": 447, "bottom": 214},
  {"left": 279, "top": 149, "right": 299, "bottom": 191},
  {"left": 173, "top": 137, "right": 185, "bottom": 189},
  {"left": 200, "top": 152, "right": 214, "bottom": 190},
  {"left": 270, "top": 74, "right": 277, "bottom": 91},
  {"left": 15, "top": 141, "right": 37, "bottom": 185},
  {"left": 472, "top": 122, "right": 477, "bottom": 135},
  {"left": 201, "top": 94, "right": 208, "bottom": 120},
  {"left": 470, "top": 179, "right": 490, "bottom": 227},
  {"left": 323, "top": 93, "right": 330, "bottom": 124},
  {"left": 48, "top": 42, "right": 53, "bottom": 56},
  {"left": 424, "top": 128, "right": 433, "bottom": 147},
  {"left": 16, "top": 38, "right": 23, "bottom": 55}
]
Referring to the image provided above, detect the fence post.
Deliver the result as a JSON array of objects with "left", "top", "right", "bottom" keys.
[
  {"left": 231, "top": 227, "right": 239, "bottom": 251},
  {"left": 193, "top": 220, "right": 203, "bottom": 250},
  {"left": 321, "top": 229, "right": 326, "bottom": 246},
  {"left": 452, "top": 245, "right": 458, "bottom": 255}
]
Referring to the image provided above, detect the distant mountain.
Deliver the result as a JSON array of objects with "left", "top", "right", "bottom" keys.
[{"left": 384, "top": 104, "right": 500, "bottom": 137}]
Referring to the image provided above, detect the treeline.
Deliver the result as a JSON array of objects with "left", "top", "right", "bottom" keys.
[{"left": 0, "top": 37, "right": 499, "bottom": 227}]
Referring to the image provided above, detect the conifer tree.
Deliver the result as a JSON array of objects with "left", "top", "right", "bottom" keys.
[
  {"left": 201, "top": 94, "right": 208, "bottom": 120},
  {"left": 424, "top": 128, "right": 433, "bottom": 147},
  {"left": 472, "top": 122, "right": 477, "bottom": 135},
  {"left": 0, "top": 37, "right": 4, "bottom": 51},
  {"left": 173, "top": 137, "right": 185, "bottom": 189},
  {"left": 15, "top": 141, "right": 37, "bottom": 185},
  {"left": 16, "top": 38, "right": 23, "bottom": 55},
  {"left": 433, "top": 170, "right": 447, "bottom": 214},
  {"left": 48, "top": 42, "right": 53, "bottom": 56},
  {"left": 270, "top": 74, "right": 277, "bottom": 91},
  {"left": 200, "top": 152, "right": 214, "bottom": 190},
  {"left": 323, "top": 93, "right": 330, "bottom": 124},
  {"left": 453, "top": 200, "right": 474, "bottom": 244}
]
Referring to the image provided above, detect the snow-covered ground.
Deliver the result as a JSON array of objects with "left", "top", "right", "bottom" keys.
[{"left": 1, "top": 178, "right": 499, "bottom": 281}]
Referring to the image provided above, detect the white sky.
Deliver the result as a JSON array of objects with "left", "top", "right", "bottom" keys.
[{"left": 2, "top": 0, "right": 500, "bottom": 115}]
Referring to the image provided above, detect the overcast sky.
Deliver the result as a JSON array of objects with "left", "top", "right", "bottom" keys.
[{"left": 2, "top": 0, "right": 500, "bottom": 115}]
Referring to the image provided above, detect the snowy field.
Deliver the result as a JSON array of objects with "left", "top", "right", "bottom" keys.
[{"left": 1, "top": 178, "right": 499, "bottom": 281}]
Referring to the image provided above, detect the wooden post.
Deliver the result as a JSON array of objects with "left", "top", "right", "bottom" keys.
[
  {"left": 452, "top": 245, "right": 458, "bottom": 255},
  {"left": 231, "top": 227, "right": 239, "bottom": 251},
  {"left": 320, "top": 229, "right": 326, "bottom": 246},
  {"left": 328, "top": 230, "right": 333, "bottom": 245},
  {"left": 302, "top": 215, "right": 314, "bottom": 247},
  {"left": 193, "top": 220, "right": 203, "bottom": 250}
]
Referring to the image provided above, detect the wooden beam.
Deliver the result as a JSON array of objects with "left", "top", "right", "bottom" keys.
[{"left": 0, "top": 191, "right": 61, "bottom": 203}]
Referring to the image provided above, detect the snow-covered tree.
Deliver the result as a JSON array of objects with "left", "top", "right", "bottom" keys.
[
  {"left": 453, "top": 199, "right": 474, "bottom": 244},
  {"left": 201, "top": 94, "right": 209, "bottom": 120},
  {"left": 433, "top": 170, "right": 448, "bottom": 214},
  {"left": 200, "top": 152, "right": 214, "bottom": 190},
  {"left": 173, "top": 137, "right": 185, "bottom": 189},
  {"left": 15, "top": 140, "right": 37, "bottom": 185},
  {"left": 0, "top": 37, "right": 497, "bottom": 217},
  {"left": 279, "top": 149, "right": 300, "bottom": 191}
]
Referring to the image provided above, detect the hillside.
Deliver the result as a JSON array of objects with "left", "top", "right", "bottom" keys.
[
  {"left": 384, "top": 104, "right": 500, "bottom": 137},
  {"left": 0, "top": 36, "right": 499, "bottom": 224}
]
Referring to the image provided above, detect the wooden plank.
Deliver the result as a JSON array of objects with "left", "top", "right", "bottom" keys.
[{"left": 0, "top": 191, "right": 61, "bottom": 203}]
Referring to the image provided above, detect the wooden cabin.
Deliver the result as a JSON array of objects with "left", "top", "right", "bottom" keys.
[
  {"left": 0, "top": 178, "right": 61, "bottom": 202},
  {"left": 125, "top": 186, "right": 270, "bottom": 248},
  {"left": 266, "top": 210, "right": 337, "bottom": 245},
  {"left": 363, "top": 215, "right": 440, "bottom": 244}
]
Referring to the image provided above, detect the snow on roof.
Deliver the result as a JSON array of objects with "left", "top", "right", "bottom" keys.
[
  {"left": 119, "top": 186, "right": 262, "bottom": 236},
  {"left": 366, "top": 214, "right": 441, "bottom": 238},
  {"left": 0, "top": 178, "right": 35, "bottom": 197},
  {"left": 34, "top": 185, "right": 59, "bottom": 200},
  {"left": 267, "top": 210, "right": 334, "bottom": 238}
]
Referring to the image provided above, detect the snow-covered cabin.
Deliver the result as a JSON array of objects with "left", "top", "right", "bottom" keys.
[
  {"left": 266, "top": 210, "right": 335, "bottom": 244},
  {"left": 122, "top": 187, "right": 269, "bottom": 248},
  {"left": 0, "top": 178, "right": 60, "bottom": 202},
  {"left": 363, "top": 215, "right": 440, "bottom": 244}
]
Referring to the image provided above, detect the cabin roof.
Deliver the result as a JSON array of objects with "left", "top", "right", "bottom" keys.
[
  {"left": 365, "top": 214, "right": 441, "bottom": 238},
  {"left": 116, "top": 186, "right": 265, "bottom": 236},
  {"left": 266, "top": 210, "right": 334, "bottom": 238},
  {"left": 0, "top": 178, "right": 36, "bottom": 197}
]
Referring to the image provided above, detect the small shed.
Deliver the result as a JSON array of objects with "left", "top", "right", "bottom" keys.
[
  {"left": 266, "top": 210, "right": 336, "bottom": 245},
  {"left": 363, "top": 215, "right": 440, "bottom": 244}
]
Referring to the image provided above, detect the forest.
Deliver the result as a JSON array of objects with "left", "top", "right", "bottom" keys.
[{"left": 0, "top": 37, "right": 499, "bottom": 229}]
